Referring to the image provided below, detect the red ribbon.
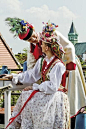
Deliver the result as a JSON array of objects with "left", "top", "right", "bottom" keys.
[
  {"left": 71, "top": 106, "right": 86, "bottom": 118},
  {"left": 5, "top": 90, "right": 39, "bottom": 129}
]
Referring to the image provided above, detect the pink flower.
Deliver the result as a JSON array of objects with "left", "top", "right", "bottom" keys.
[{"left": 45, "top": 33, "right": 50, "bottom": 37}]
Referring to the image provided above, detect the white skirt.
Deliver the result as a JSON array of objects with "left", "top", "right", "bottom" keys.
[{"left": 9, "top": 90, "right": 70, "bottom": 129}]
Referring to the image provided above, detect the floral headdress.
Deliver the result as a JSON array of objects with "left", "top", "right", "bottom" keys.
[
  {"left": 40, "top": 20, "right": 65, "bottom": 59},
  {"left": 5, "top": 17, "right": 34, "bottom": 40},
  {"left": 42, "top": 20, "right": 58, "bottom": 37}
]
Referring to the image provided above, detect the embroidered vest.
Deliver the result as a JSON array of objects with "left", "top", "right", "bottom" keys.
[
  {"left": 40, "top": 57, "right": 68, "bottom": 93},
  {"left": 40, "top": 57, "right": 60, "bottom": 82}
]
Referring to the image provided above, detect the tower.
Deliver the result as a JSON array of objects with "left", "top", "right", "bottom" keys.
[{"left": 68, "top": 21, "right": 78, "bottom": 45}]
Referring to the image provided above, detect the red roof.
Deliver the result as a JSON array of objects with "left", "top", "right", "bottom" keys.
[{"left": 0, "top": 33, "right": 22, "bottom": 69}]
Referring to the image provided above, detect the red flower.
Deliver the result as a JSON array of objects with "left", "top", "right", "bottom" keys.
[
  {"left": 53, "top": 47, "right": 57, "bottom": 50},
  {"left": 42, "top": 38, "right": 44, "bottom": 40},
  {"left": 45, "top": 33, "right": 50, "bottom": 37},
  {"left": 55, "top": 25, "right": 58, "bottom": 27},
  {"left": 29, "top": 24, "right": 33, "bottom": 29}
]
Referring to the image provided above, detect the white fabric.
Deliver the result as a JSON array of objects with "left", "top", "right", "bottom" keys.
[
  {"left": 27, "top": 32, "right": 40, "bottom": 70},
  {"left": 54, "top": 31, "right": 86, "bottom": 115},
  {"left": 55, "top": 30, "right": 75, "bottom": 65},
  {"left": 27, "top": 43, "right": 36, "bottom": 70},
  {"left": 44, "top": 55, "right": 55, "bottom": 65},
  {"left": 12, "top": 57, "right": 66, "bottom": 94},
  {"left": 67, "top": 56, "right": 86, "bottom": 116},
  {"left": 9, "top": 90, "right": 70, "bottom": 129}
]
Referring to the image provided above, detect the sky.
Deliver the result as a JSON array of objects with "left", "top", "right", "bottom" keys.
[{"left": 0, "top": 0, "right": 86, "bottom": 54}]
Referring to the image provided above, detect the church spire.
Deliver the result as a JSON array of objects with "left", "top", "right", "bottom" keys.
[
  {"left": 69, "top": 21, "right": 77, "bottom": 34},
  {"left": 68, "top": 21, "right": 78, "bottom": 45}
]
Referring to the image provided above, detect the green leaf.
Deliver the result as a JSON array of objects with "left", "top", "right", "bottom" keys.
[{"left": 10, "top": 27, "right": 16, "bottom": 31}]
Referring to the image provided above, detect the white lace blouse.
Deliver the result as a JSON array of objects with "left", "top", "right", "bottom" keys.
[{"left": 12, "top": 56, "right": 66, "bottom": 94}]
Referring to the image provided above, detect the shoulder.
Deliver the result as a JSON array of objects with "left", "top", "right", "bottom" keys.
[
  {"left": 55, "top": 30, "right": 62, "bottom": 37},
  {"left": 54, "top": 60, "right": 66, "bottom": 72},
  {"left": 33, "top": 57, "right": 43, "bottom": 71},
  {"left": 36, "top": 57, "right": 44, "bottom": 65},
  {"left": 55, "top": 60, "right": 65, "bottom": 67}
]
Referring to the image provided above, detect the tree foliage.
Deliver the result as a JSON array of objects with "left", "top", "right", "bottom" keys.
[{"left": 15, "top": 48, "right": 27, "bottom": 65}]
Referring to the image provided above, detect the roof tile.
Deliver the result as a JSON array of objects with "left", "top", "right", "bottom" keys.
[{"left": 0, "top": 34, "right": 22, "bottom": 69}]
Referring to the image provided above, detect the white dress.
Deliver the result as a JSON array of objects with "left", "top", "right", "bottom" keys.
[{"left": 9, "top": 56, "right": 70, "bottom": 129}]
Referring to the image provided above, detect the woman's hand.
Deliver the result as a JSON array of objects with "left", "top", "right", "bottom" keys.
[
  {"left": 2, "top": 74, "right": 13, "bottom": 80},
  {"left": 23, "top": 86, "right": 33, "bottom": 91},
  {"left": 80, "top": 107, "right": 86, "bottom": 113}
]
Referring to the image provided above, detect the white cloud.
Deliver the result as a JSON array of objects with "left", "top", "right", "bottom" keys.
[
  {"left": 0, "top": 3, "right": 78, "bottom": 53},
  {"left": 7, "top": 0, "right": 22, "bottom": 12},
  {"left": 25, "top": 5, "right": 77, "bottom": 21},
  {"left": 58, "top": 6, "right": 77, "bottom": 19},
  {"left": 23, "top": 5, "right": 78, "bottom": 37},
  {"left": 0, "top": 0, "right": 22, "bottom": 14}
]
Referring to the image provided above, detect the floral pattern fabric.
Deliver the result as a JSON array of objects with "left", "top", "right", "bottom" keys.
[{"left": 9, "top": 90, "right": 70, "bottom": 129}]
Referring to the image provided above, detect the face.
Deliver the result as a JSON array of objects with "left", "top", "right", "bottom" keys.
[
  {"left": 27, "top": 30, "right": 39, "bottom": 43},
  {"left": 41, "top": 41, "right": 47, "bottom": 53}
]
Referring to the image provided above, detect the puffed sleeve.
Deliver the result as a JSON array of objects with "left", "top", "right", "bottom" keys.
[
  {"left": 33, "top": 62, "right": 66, "bottom": 94},
  {"left": 12, "top": 58, "right": 42, "bottom": 84},
  {"left": 55, "top": 30, "right": 76, "bottom": 70}
]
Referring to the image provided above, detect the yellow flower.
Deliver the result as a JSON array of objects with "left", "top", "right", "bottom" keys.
[{"left": 23, "top": 26, "right": 26, "bottom": 29}]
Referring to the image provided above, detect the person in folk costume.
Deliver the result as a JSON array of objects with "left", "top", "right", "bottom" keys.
[
  {"left": 17, "top": 19, "right": 86, "bottom": 118},
  {"left": 52, "top": 30, "right": 86, "bottom": 117},
  {"left": 53, "top": 30, "right": 86, "bottom": 128},
  {"left": 5, "top": 17, "right": 43, "bottom": 70},
  {"left": 18, "top": 23, "right": 43, "bottom": 70},
  {"left": 4, "top": 23, "right": 70, "bottom": 129}
]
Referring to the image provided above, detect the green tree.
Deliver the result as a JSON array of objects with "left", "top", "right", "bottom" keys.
[{"left": 15, "top": 48, "right": 27, "bottom": 64}]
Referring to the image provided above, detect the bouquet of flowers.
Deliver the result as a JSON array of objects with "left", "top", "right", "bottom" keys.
[{"left": 5, "top": 17, "right": 32, "bottom": 37}]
